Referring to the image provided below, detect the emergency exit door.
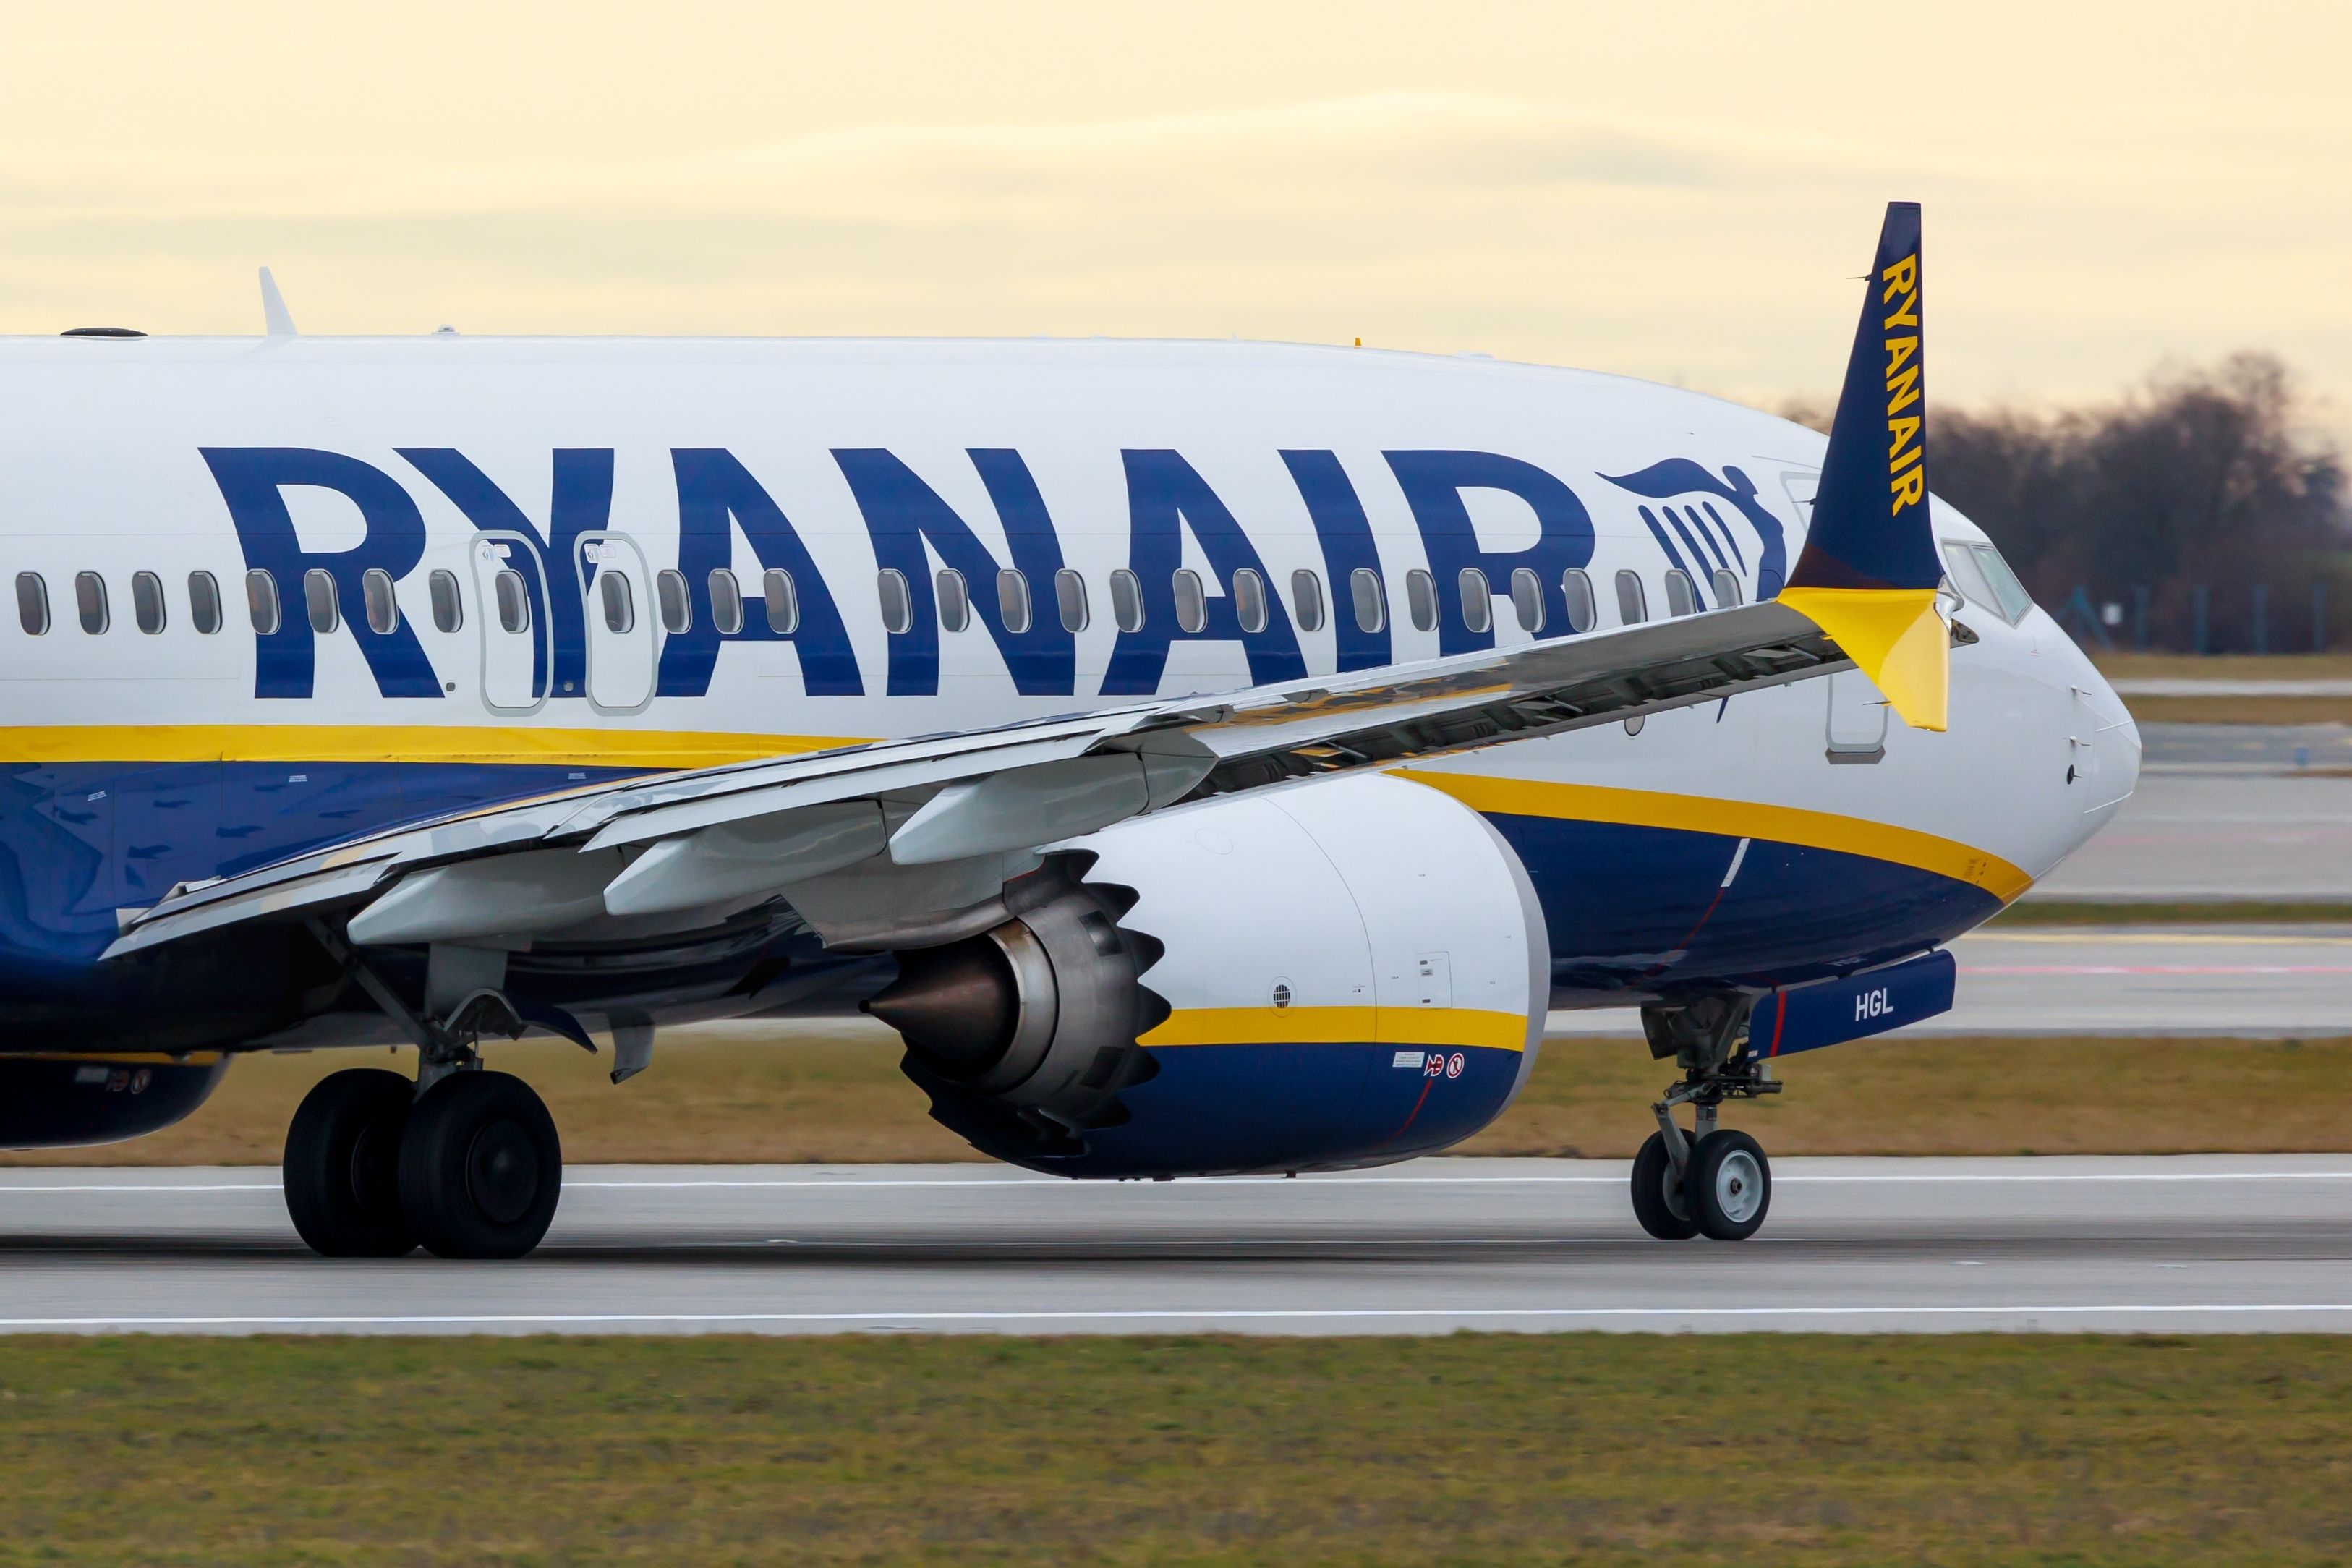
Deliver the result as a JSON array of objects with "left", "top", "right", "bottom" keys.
[
  {"left": 469, "top": 532, "right": 551, "bottom": 716},
  {"left": 575, "top": 532, "right": 657, "bottom": 713}
]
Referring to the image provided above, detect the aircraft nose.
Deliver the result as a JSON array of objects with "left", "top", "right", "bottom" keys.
[{"left": 2071, "top": 661, "right": 2141, "bottom": 814}]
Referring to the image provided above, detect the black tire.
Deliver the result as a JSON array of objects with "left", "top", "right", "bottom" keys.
[
  {"left": 1690, "top": 1129, "right": 1771, "bottom": 1241},
  {"left": 397, "top": 1070, "right": 562, "bottom": 1261},
  {"left": 284, "top": 1068, "right": 419, "bottom": 1258},
  {"left": 1629, "top": 1130, "right": 1700, "bottom": 1240}
]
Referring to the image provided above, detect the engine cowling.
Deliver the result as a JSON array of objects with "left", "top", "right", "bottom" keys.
[
  {"left": 0, "top": 1053, "right": 231, "bottom": 1149},
  {"left": 867, "top": 772, "right": 1548, "bottom": 1177}
]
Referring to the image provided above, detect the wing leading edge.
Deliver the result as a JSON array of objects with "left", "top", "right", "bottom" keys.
[{"left": 106, "top": 597, "right": 1856, "bottom": 960}]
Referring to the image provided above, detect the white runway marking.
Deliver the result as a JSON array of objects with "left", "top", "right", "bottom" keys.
[
  {"left": 8, "top": 1158, "right": 2351, "bottom": 1334},
  {"left": 3, "top": 1303, "right": 2351, "bottom": 1331},
  {"left": 9, "top": 1167, "right": 2352, "bottom": 1196}
]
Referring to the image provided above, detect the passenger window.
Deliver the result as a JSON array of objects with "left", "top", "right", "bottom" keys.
[
  {"left": 1509, "top": 567, "right": 1543, "bottom": 633},
  {"left": 427, "top": 570, "right": 462, "bottom": 633},
  {"left": 1232, "top": 568, "right": 1268, "bottom": 635},
  {"left": 246, "top": 569, "right": 281, "bottom": 635},
  {"left": 1109, "top": 568, "right": 1143, "bottom": 633},
  {"left": 15, "top": 572, "right": 48, "bottom": 636},
  {"left": 762, "top": 568, "right": 798, "bottom": 634},
  {"left": 1172, "top": 569, "right": 1206, "bottom": 634},
  {"left": 1615, "top": 570, "right": 1648, "bottom": 625},
  {"left": 494, "top": 569, "right": 530, "bottom": 634},
  {"left": 1350, "top": 568, "right": 1386, "bottom": 634},
  {"left": 131, "top": 570, "right": 166, "bottom": 634},
  {"left": 75, "top": 571, "right": 109, "bottom": 634},
  {"left": 1663, "top": 569, "right": 1697, "bottom": 618},
  {"left": 707, "top": 568, "right": 743, "bottom": 635},
  {"left": 188, "top": 571, "right": 222, "bottom": 634},
  {"left": 1290, "top": 569, "right": 1325, "bottom": 633},
  {"left": 303, "top": 568, "right": 339, "bottom": 634},
  {"left": 1712, "top": 568, "right": 1742, "bottom": 608},
  {"left": 1972, "top": 542, "right": 2035, "bottom": 623},
  {"left": 1405, "top": 568, "right": 1437, "bottom": 632},
  {"left": 877, "top": 569, "right": 913, "bottom": 635},
  {"left": 1457, "top": 568, "right": 1491, "bottom": 634},
  {"left": 997, "top": 569, "right": 1033, "bottom": 634},
  {"left": 937, "top": 568, "right": 971, "bottom": 633},
  {"left": 656, "top": 568, "right": 691, "bottom": 634},
  {"left": 1054, "top": 568, "right": 1088, "bottom": 633},
  {"left": 1561, "top": 568, "right": 1596, "bottom": 633},
  {"left": 362, "top": 568, "right": 399, "bottom": 634}
]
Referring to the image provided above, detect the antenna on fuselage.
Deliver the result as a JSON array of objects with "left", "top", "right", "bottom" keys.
[{"left": 258, "top": 268, "right": 299, "bottom": 337}]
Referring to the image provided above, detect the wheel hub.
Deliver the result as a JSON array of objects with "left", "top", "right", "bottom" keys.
[
  {"left": 465, "top": 1120, "right": 540, "bottom": 1225},
  {"left": 1713, "top": 1149, "right": 1763, "bottom": 1226}
]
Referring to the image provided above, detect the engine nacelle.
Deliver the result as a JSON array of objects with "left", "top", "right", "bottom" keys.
[
  {"left": 0, "top": 1053, "right": 230, "bottom": 1149},
  {"left": 870, "top": 772, "right": 1548, "bottom": 1177}
]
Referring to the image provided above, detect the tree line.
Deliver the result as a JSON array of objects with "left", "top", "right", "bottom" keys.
[{"left": 1786, "top": 353, "right": 2352, "bottom": 652}]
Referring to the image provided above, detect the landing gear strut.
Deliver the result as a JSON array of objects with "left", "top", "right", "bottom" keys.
[
  {"left": 1629, "top": 995, "right": 1778, "bottom": 1242},
  {"left": 284, "top": 921, "right": 564, "bottom": 1260}
]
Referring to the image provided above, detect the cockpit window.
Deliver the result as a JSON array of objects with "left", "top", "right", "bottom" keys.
[
  {"left": 1940, "top": 540, "right": 2033, "bottom": 625},
  {"left": 1971, "top": 542, "right": 2035, "bottom": 623}
]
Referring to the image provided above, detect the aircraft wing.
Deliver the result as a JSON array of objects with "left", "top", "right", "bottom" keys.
[{"left": 104, "top": 597, "right": 1876, "bottom": 960}]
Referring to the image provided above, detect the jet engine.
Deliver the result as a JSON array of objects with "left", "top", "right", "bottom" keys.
[
  {"left": 0, "top": 1053, "right": 230, "bottom": 1149},
  {"left": 867, "top": 772, "right": 1548, "bottom": 1177}
]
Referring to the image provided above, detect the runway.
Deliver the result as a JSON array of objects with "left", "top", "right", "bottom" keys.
[
  {"left": 1541, "top": 925, "right": 2352, "bottom": 1037},
  {"left": 2024, "top": 723, "right": 2352, "bottom": 903},
  {"left": 5, "top": 1157, "right": 2351, "bottom": 1336}
]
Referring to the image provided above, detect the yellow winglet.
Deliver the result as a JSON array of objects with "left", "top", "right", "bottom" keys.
[{"left": 1777, "top": 587, "right": 1949, "bottom": 733}]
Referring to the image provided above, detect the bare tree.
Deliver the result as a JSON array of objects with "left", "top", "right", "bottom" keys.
[{"left": 1791, "top": 355, "right": 2350, "bottom": 649}]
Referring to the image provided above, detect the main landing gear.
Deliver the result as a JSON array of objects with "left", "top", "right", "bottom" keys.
[
  {"left": 284, "top": 921, "right": 563, "bottom": 1260},
  {"left": 1629, "top": 995, "right": 1778, "bottom": 1242},
  {"left": 285, "top": 1063, "right": 563, "bottom": 1259}
]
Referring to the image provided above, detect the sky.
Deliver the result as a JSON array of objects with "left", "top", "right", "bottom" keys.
[{"left": 4, "top": 1, "right": 2349, "bottom": 433}]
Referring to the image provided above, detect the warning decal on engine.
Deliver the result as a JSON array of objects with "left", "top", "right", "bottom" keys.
[{"left": 1392, "top": 1050, "right": 1426, "bottom": 1070}]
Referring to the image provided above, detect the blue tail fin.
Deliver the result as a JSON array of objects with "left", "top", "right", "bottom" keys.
[
  {"left": 1776, "top": 203, "right": 1948, "bottom": 731},
  {"left": 1788, "top": 201, "right": 1937, "bottom": 592}
]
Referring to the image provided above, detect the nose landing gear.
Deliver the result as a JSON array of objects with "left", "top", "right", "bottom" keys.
[{"left": 1629, "top": 995, "right": 1778, "bottom": 1242}]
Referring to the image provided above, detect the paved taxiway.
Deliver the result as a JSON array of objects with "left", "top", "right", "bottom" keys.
[
  {"left": 2026, "top": 724, "right": 2352, "bottom": 903},
  {"left": 1542, "top": 925, "right": 2352, "bottom": 1037},
  {"left": 4, "top": 1157, "right": 2350, "bottom": 1335}
]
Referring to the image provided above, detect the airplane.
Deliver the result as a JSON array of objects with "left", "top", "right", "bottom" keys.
[{"left": 0, "top": 204, "right": 2138, "bottom": 1258}]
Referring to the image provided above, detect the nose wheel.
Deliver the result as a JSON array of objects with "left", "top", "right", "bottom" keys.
[
  {"left": 284, "top": 1065, "right": 563, "bottom": 1261},
  {"left": 1627, "top": 1010, "right": 1779, "bottom": 1240},
  {"left": 1689, "top": 1128, "right": 1770, "bottom": 1240},
  {"left": 1630, "top": 1123, "right": 1773, "bottom": 1241}
]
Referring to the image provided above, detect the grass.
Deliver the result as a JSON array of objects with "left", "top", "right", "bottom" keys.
[
  {"left": 2120, "top": 695, "right": 2352, "bottom": 725},
  {"left": 2090, "top": 652, "right": 2352, "bottom": 679},
  {"left": 0, "top": 1334, "right": 2347, "bottom": 1565},
  {"left": 16, "top": 1026, "right": 2352, "bottom": 1166},
  {"left": 1992, "top": 899, "right": 2352, "bottom": 924},
  {"left": 2074, "top": 651, "right": 2352, "bottom": 721}
]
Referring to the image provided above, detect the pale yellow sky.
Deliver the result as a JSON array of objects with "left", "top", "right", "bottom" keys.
[{"left": 6, "top": 1, "right": 2349, "bottom": 430}]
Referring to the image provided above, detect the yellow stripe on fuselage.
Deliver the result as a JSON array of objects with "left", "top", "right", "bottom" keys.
[
  {"left": 0, "top": 725, "right": 867, "bottom": 770},
  {"left": 1140, "top": 1006, "right": 1529, "bottom": 1052},
  {"left": 0, "top": 727, "right": 2029, "bottom": 904},
  {"left": 1394, "top": 769, "right": 2031, "bottom": 903}
]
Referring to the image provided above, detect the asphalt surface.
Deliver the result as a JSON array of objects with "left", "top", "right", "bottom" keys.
[
  {"left": 3, "top": 1158, "right": 2348, "bottom": 1335},
  {"left": 2031, "top": 773, "right": 2352, "bottom": 903},
  {"left": 1541, "top": 925, "right": 2352, "bottom": 1038}
]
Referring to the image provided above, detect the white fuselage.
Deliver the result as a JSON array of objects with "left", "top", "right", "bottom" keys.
[{"left": 0, "top": 332, "right": 2137, "bottom": 1027}]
